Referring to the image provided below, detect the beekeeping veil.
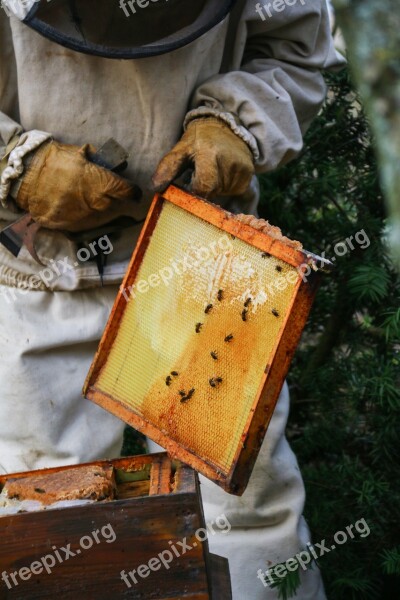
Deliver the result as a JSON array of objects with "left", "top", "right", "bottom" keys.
[{"left": 3, "top": 0, "right": 237, "bottom": 58}]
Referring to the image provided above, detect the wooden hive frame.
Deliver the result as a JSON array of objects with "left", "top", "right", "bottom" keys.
[{"left": 84, "top": 185, "right": 331, "bottom": 495}]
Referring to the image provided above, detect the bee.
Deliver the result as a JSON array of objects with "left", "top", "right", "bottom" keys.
[
  {"left": 272, "top": 308, "right": 280, "bottom": 317},
  {"left": 261, "top": 252, "right": 270, "bottom": 258},
  {"left": 224, "top": 334, "right": 234, "bottom": 342},
  {"left": 244, "top": 297, "right": 252, "bottom": 308},
  {"left": 166, "top": 375, "right": 172, "bottom": 386},
  {"left": 195, "top": 322, "right": 203, "bottom": 333},
  {"left": 276, "top": 265, "right": 283, "bottom": 273},
  {"left": 181, "top": 388, "right": 195, "bottom": 403},
  {"left": 171, "top": 371, "right": 179, "bottom": 377},
  {"left": 231, "top": 234, "right": 236, "bottom": 240},
  {"left": 178, "top": 390, "right": 186, "bottom": 397},
  {"left": 210, "top": 377, "right": 223, "bottom": 388},
  {"left": 241, "top": 309, "right": 248, "bottom": 322},
  {"left": 205, "top": 304, "right": 213, "bottom": 314},
  {"left": 217, "top": 289, "right": 224, "bottom": 302},
  {"left": 211, "top": 351, "right": 218, "bottom": 360}
]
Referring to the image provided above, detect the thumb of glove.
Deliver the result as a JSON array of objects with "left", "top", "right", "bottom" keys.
[{"left": 152, "top": 139, "right": 192, "bottom": 192}]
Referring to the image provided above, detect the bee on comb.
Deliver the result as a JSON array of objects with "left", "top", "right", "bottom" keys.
[{"left": 180, "top": 388, "right": 195, "bottom": 403}]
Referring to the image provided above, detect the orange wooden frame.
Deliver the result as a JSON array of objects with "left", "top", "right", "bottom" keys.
[{"left": 84, "top": 186, "right": 330, "bottom": 495}]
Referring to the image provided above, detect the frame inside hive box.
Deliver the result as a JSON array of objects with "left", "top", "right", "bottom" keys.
[
  {"left": 0, "top": 454, "right": 231, "bottom": 599},
  {"left": 84, "top": 185, "right": 331, "bottom": 495}
]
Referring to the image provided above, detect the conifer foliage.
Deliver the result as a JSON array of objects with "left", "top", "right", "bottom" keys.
[{"left": 258, "top": 68, "right": 400, "bottom": 599}]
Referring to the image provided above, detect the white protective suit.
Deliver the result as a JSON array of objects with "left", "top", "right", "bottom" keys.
[{"left": 0, "top": 1, "right": 343, "bottom": 598}]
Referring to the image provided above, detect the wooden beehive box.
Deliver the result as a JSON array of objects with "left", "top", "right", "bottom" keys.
[
  {"left": 84, "top": 186, "right": 331, "bottom": 495},
  {"left": 0, "top": 453, "right": 231, "bottom": 599}
]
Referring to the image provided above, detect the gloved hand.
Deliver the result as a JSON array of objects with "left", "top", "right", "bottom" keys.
[
  {"left": 14, "top": 140, "right": 142, "bottom": 232},
  {"left": 152, "top": 117, "right": 255, "bottom": 198}
]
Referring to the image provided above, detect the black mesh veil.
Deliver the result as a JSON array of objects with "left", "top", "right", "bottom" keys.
[{"left": 10, "top": 0, "right": 238, "bottom": 59}]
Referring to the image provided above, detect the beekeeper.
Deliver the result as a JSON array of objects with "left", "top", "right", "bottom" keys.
[{"left": 0, "top": 1, "right": 343, "bottom": 598}]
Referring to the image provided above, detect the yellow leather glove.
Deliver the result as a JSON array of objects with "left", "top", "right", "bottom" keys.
[
  {"left": 15, "top": 140, "right": 142, "bottom": 232},
  {"left": 152, "top": 117, "right": 255, "bottom": 198}
]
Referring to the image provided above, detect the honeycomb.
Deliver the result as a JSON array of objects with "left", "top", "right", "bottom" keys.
[{"left": 96, "top": 202, "right": 299, "bottom": 473}]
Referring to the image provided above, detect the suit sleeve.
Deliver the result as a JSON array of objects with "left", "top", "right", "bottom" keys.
[
  {"left": 186, "top": 0, "right": 345, "bottom": 173},
  {"left": 0, "top": 12, "right": 50, "bottom": 207},
  {"left": 0, "top": 10, "right": 22, "bottom": 150}
]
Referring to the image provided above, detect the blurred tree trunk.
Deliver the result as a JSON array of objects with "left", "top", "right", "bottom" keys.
[{"left": 333, "top": 0, "right": 400, "bottom": 267}]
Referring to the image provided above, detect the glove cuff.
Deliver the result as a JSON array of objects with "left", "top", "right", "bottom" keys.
[
  {"left": 0, "top": 130, "right": 52, "bottom": 208},
  {"left": 184, "top": 107, "right": 260, "bottom": 162}
]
